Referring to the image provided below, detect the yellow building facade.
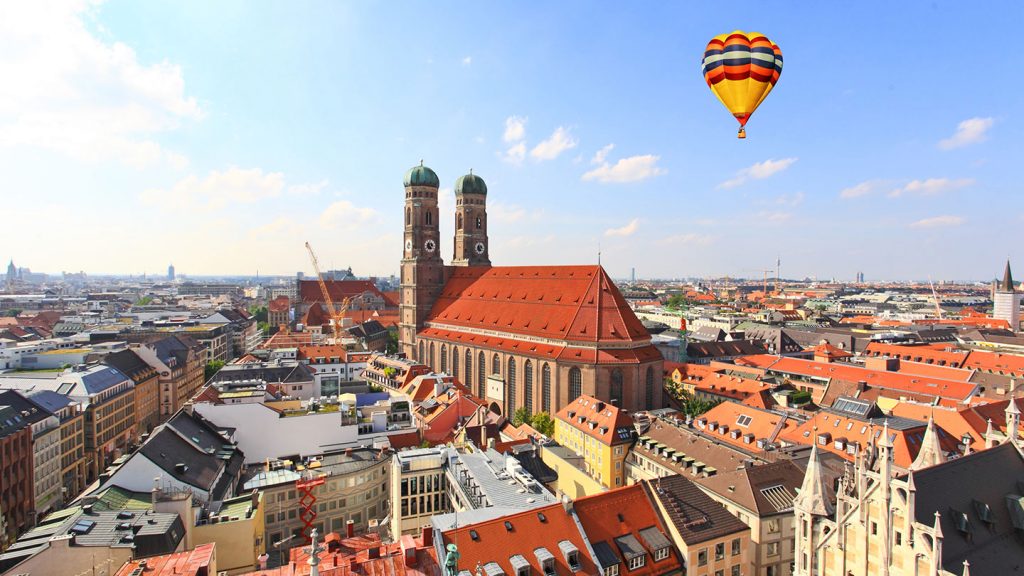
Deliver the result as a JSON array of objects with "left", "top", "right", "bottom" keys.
[{"left": 554, "top": 395, "right": 635, "bottom": 488}]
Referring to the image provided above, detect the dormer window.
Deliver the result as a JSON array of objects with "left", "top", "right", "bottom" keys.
[
  {"left": 558, "top": 541, "right": 581, "bottom": 572},
  {"left": 628, "top": 555, "right": 645, "bottom": 570},
  {"left": 654, "top": 547, "right": 669, "bottom": 562}
]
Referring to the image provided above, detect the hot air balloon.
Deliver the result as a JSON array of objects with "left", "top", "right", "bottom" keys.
[{"left": 702, "top": 31, "right": 783, "bottom": 139}]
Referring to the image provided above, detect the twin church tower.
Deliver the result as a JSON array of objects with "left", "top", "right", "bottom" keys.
[{"left": 398, "top": 163, "right": 490, "bottom": 357}]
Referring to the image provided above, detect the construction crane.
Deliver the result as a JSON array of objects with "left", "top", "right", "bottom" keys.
[
  {"left": 304, "top": 241, "right": 351, "bottom": 344},
  {"left": 928, "top": 276, "right": 943, "bottom": 320}
]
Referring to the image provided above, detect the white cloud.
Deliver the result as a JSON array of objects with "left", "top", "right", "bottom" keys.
[
  {"left": 840, "top": 180, "right": 885, "bottom": 199},
  {"left": 657, "top": 233, "right": 712, "bottom": 246},
  {"left": 773, "top": 192, "right": 805, "bottom": 207},
  {"left": 462, "top": 56, "right": 472, "bottom": 66},
  {"left": 530, "top": 127, "right": 578, "bottom": 161},
  {"left": 591, "top": 144, "right": 614, "bottom": 165},
  {"left": 582, "top": 154, "right": 666, "bottom": 184},
  {"left": 718, "top": 158, "right": 797, "bottom": 189},
  {"left": 503, "top": 116, "right": 527, "bottom": 143},
  {"left": 755, "top": 211, "right": 793, "bottom": 223},
  {"left": 319, "top": 200, "right": 379, "bottom": 229},
  {"left": 489, "top": 202, "right": 543, "bottom": 224},
  {"left": 909, "top": 215, "right": 964, "bottom": 228},
  {"left": 938, "top": 117, "right": 994, "bottom": 150},
  {"left": 141, "top": 167, "right": 292, "bottom": 211},
  {"left": 0, "top": 2, "right": 200, "bottom": 168},
  {"left": 287, "top": 180, "right": 328, "bottom": 196},
  {"left": 605, "top": 218, "right": 640, "bottom": 237},
  {"left": 889, "top": 178, "right": 973, "bottom": 198},
  {"left": 502, "top": 141, "right": 526, "bottom": 165}
]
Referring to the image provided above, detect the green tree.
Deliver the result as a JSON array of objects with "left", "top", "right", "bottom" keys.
[
  {"left": 2, "top": 308, "right": 22, "bottom": 317},
  {"left": 205, "top": 360, "right": 225, "bottom": 382},
  {"left": 135, "top": 296, "right": 153, "bottom": 306},
  {"left": 664, "top": 379, "right": 719, "bottom": 416},
  {"left": 529, "top": 411, "right": 555, "bottom": 436},
  {"left": 511, "top": 406, "right": 531, "bottom": 427},
  {"left": 249, "top": 305, "right": 268, "bottom": 323},
  {"left": 257, "top": 321, "right": 271, "bottom": 334},
  {"left": 665, "top": 294, "right": 686, "bottom": 309},
  {"left": 386, "top": 331, "right": 399, "bottom": 354}
]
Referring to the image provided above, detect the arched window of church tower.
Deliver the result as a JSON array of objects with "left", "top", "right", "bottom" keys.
[
  {"left": 541, "top": 364, "right": 552, "bottom": 413},
  {"left": 457, "top": 213, "right": 463, "bottom": 230},
  {"left": 645, "top": 367, "right": 655, "bottom": 410},
  {"left": 476, "top": 216, "right": 482, "bottom": 229},
  {"left": 523, "top": 360, "right": 533, "bottom": 415},
  {"left": 568, "top": 367, "right": 582, "bottom": 402},
  {"left": 478, "top": 352, "right": 486, "bottom": 398},
  {"left": 507, "top": 357, "right": 517, "bottom": 410},
  {"left": 610, "top": 369, "right": 624, "bottom": 406},
  {"left": 406, "top": 208, "right": 410, "bottom": 226},
  {"left": 465, "top": 349, "right": 472, "bottom": 391},
  {"left": 429, "top": 342, "right": 435, "bottom": 368},
  {"left": 426, "top": 211, "right": 432, "bottom": 225},
  {"left": 440, "top": 344, "right": 447, "bottom": 373},
  {"left": 492, "top": 354, "right": 501, "bottom": 375},
  {"left": 451, "top": 346, "right": 458, "bottom": 379}
]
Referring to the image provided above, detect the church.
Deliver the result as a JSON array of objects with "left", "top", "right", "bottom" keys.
[{"left": 398, "top": 162, "right": 663, "bottom": 416}]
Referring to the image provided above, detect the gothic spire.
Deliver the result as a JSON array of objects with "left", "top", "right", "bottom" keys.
[
  {"left": 796, "top": 443, "right": 835, "bottom": 516},
  {"left": 910, "top": 415, "right": 945, "bottom": 471},
  {"left": 1001, "top": 260, "right": 1016, "bottom": 293}
]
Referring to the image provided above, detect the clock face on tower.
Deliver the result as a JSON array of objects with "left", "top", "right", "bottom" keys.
[
  {"left": 405, "top": 239, "right": 412, "bottom": 252},
  {"left": 474, "top": 242, "right": 486, "bottom": 255},
  {"left": 424, "top": 239, "right": 436, "bottom": 253}
]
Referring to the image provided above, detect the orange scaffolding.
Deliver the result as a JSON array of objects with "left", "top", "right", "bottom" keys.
[{"left": 295, "top": 476, "right": 326, "bottom": 544}]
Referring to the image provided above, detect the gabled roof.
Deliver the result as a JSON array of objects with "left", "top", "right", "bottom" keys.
[
  {"left": 137, "top": 410, "right": 243, "bottom": 498},
  {"left": 574, "top": 484, "right": 681, "bottom": 574},
  {"left": 102, "top": 349, "right": 156, "bottom": 383},
  {"left": 268, "top": 295, "right": 290, "bottom": 313},
  {"left": 440, "top": 503, "right": 598, "bottom": 576},
  {"left": 555, "top": 394, "right": 636, "bottom": 446},
  {"left": 696, "top": 460, "right": 804, "bottom": 516},
  {"left": 644, "top": 475, "right": 750, "bottom": 545},
  {"left": 426, "top": 265, "right": 650, "bottom": 343}
]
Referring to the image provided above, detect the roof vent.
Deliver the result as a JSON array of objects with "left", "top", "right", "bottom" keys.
[{"left": 504, "top": 521, "right": 514, "bottom": 532}]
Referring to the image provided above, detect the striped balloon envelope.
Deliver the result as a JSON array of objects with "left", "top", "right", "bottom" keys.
[{"left": 702, "top": 31, "right": 783, "bottom": 138}]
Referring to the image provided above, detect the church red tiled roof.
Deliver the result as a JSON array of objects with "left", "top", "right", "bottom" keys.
[{"left": 425, "top": 265, "right": 649, "bottom": 343}]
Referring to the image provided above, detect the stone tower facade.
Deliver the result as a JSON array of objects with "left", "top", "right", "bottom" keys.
[
  {"left": 994, "top": 260, "right": 1021, "bottom": 332},
  {"left": 399, "top": 163, "right": 446, "bottom": 359},
  {"left": 451, "top": 171, "right": 490, "bottom": 267}
]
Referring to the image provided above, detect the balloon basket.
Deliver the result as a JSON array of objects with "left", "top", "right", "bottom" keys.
[{"left": 737, "top": 128, "right": 746, "bottom": 139}]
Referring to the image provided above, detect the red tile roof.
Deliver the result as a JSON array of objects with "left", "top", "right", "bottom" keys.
[
  {"left": 419, "top": 327, "right": 661, "bottom": 365},
  {"left": 863, "top": 342, "right": 968, "bottom": 368},
  {"left": 426, "top": 265, "right": 650, "bottom": 343},
  {"left": 695, "top": 401, "right": 797, "bottom": 451},
  {"left": 241, "top": 531, "right": 441, "bottom": 576},
  {"left": 115, "top": 543, "right": 215, "bottom": 576},
  {"left": 298, "top": 279, "right": 389, "bottom": 305},
  {"left": 440, "top": 502, "right": 599, "bottom": 576},
  {"left": 573, "top": 484, "right": 681, "bottom": 576},
  {"left": 556, "top": 394, "right": 636, "bottom": 446},
  {"left": 962, "top": 350, "right": 1024, "bottom": 379},
  {"left": 268, "top": 295, "right": 290, "bottom": 313}
]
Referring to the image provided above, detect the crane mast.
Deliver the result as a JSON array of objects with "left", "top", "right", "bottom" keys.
[{"left": 304, "top": 241, "right": 350, "bottom": 344}]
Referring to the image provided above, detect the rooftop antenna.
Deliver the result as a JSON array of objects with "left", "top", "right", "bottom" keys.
[{"left": 597, "top": 241, "right": 602, "bottom": 266}]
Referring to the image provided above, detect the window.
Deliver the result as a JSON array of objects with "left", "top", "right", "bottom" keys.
[
  {"left": 715, "top": 543, "right": 725, "bottom": 560},
  {"left": 767, "top": 519, "right": 780, "bottom": 533},
  {"left": 440, "top": 344, "right": 447, "bottom": 373},
  {"left": 457, "top": 213, "right": 463, "bottom": 230},
  {"left": 731, "top": 538, "right": 740, "bottom": 555},
  {"left": 569, "top": 367, "right": 582, "bottom": 401},
  {"left": 541, "top": 364, "right": 552, "bottom": 413},
  {"left": 476, "top": 216, "right": 482, "bottom": 229},
  {"left": 478, "top": 352, "right": 486, "bottom": 398},
  {"left": 628, "top": 555, "right": 645, "bottom": 570},
  {"left": 610, "top": 369, "right": 623, "bottom": 406},
  {"left": 767, "top": 567, "right": 778, "bottom": 576},
  {"left": 767, "top": 542, "right": 779, "bottom": 557},
  {"left": 731, "top": 566, "right": 740, "bottom": 576},
  {"left": 871, "top": 521, "right": 878, "bottom": 536},
  {"left": 523, "top": 360, "right": 533, "bottom": 415},
  {"left": 715, "top": 571, "right": 723, "bottom": 576},
  {"left": 645, "top": 367, "right": 655, "bottom": 409},
  {"left": 429, "top": 342, "right": 435, "bottom": 369},
  {"left": 654, "top": 547, "right": 669, "bottom": 561},
  {"left": 508, "top": 357, "right": 517, "bottom": 408},
  {"left": 465, "top": 349, "right": 472, "bottom": 391},
  {"left": 425, "top": 210, "right": 432, "bottom": 225},
  {"left": 603, "top": 566, "right": 619, "bottom": 576},
  {"left": 493, "top": 354, "right": 501, "bottom": 375},
  {"left": 451, "top": 346, "right": 458, "bottom": 379}
]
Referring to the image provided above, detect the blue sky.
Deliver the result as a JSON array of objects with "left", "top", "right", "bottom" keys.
[{"left": 1, "top": 1, "right": 1021, "bottom": 281}]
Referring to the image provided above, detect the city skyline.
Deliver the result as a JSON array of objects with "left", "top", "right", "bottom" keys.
[{"left": 2, "top": 2, "right": 1022, "bottom": 280}]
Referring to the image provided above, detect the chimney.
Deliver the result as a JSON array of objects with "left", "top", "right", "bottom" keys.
[
  {"left": 257, "top": 554, "right": 269, "bottom": 570},
  {"left": 421, "top": 525, "right": 433, "bottom": 547},
  {"left": 250, "top": 489, "right": 260, "bottom": 512},
  {"left": 346, "top": 519, "right": 355, "bottom": 538},
  {"left": 487, "top": 437, "right": 496, "bottom": 450},
  {"left": 368, "top": 546, "right": 381, "bottom": 560}
]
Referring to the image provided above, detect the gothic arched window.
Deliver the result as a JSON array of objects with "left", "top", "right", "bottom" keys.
[
  {"left": 478, "top": 351, "right": 486, "bottom": 398},
  {"left": 476, "top": 216, "right": 482, "bottom": 229},
  {"left": 418, "top": 342, "right": 424, "bottom": 363},
  {"left": 523, "top": 360, "right": 533, "bottom": 415},
  {"left": 405, "top": 207, "right": 411, "bottom": 226},
  {"left": 440, "top": 344, "right": 447, "bottom": 373},
  {"left": 645, "top": 366, "right": 655, "bottom": 410},
  {"left": 610, "top": 368, "right": 624, "bottom": 406},
  {"left": 492, "top": 354, "right": 501, "bottom": 375},
  {"left": 541, "top": 364, "right": 552, "bottom": 413},
  {"left": 426, "top": 211, "right": 432, "bottom": 225},
  {"left": 429, "top": 342, "right": 435, "bottom": 369},
  {"left": 451, "top": 346, "right": 458, "bottom": 379},
  {"left": 568, "top": 367, "right": 582, "bottom": 402},
  {"left": 507, "top": 357, "right": 517, "bottom": 409},
  {"left": 465, "top": 349, "right": 472, "bottom": 391},
  {"left": 457, "top": 213, "right": 463, "bottom": 230}
]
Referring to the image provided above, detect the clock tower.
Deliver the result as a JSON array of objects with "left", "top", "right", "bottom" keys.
[
  {"left": 399, "top": 162, "right": 445, "bottom": 359},
  {"left": 452, "top": 171, "right": 491, "bottom": 267}
]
